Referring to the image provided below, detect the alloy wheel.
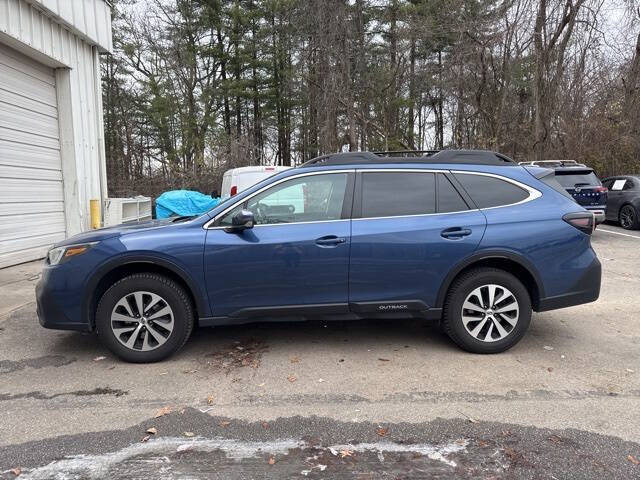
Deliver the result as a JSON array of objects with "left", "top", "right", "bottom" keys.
[
  {"left": 461, "top": 284, "right": 519, "bottom": 342},
  {"left": 110, "top": 291, "right": 175, "bottom": 351},
  {"left": 620, "top": 206, "right": 635, "bottom": 229}
]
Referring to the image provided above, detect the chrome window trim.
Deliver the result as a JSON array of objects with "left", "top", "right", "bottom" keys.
[
  {"left": 204, "top": 167, "right": 541, "bottom": 229},
  {"left": 204, "top": 169, "right": 355, "bottom": 229}
]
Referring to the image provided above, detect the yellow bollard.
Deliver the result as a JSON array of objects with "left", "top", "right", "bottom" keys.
[{"left": 90, "top": 199, "right": 101, "bottom": 229}]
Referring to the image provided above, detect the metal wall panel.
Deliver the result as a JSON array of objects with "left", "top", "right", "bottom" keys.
[
  {"left": 0, "top": 43, "right": 65, "bottom": 268},
  {"left": 0, "top": 0, "right": 112, "bottom": 69}
]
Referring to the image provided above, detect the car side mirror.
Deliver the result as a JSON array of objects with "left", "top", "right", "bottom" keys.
[{"left": 225, "top": 210, "right": 255, "bottom": 233}]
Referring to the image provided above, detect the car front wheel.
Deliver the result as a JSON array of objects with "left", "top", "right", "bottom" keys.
[
  {"left": 96, "top": 273, "right": 194, "bottom": 363},
  {"left": 442, "top": 268, "right": 531, "bottom": 354}
]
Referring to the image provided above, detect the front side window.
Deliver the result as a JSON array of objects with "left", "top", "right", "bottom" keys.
[
  {"left": 218, "top": 173, "right": 348, "bottom": 226},
  {"left": 361, "top": 172, "right": 435, "bottom": 218},
  {"left": 454, "top": 173, "right": 529, "bottom": 209}
]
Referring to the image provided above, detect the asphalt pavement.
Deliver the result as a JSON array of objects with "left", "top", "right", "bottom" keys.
[{"left": 1, "top": 221, "right": 639, "bottom": 479}]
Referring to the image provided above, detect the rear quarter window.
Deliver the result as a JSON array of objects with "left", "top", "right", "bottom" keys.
[{"left": 453, "top": 173, "right": 530, "bottom": 209}]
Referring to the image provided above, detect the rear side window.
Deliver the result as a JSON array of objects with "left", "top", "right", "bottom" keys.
[
  {"left": 361, "top": 172, "right": 435, "bottom": 218},
  {"left": 437, "top": 174, "right": 468, "bottom": 213},
  {"left": 454, "top": 173, "right": 529, "bottom": 209},
  {"left": 555, "top": 170, "right": 601, "bottom": 188}
]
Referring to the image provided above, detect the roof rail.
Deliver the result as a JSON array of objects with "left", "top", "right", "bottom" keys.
[
  {"left": 300, "top": 149, "right": 516, "bottom": 167},
  {"left": 518, "top": 160, "right": 587, "bottom": 168}
]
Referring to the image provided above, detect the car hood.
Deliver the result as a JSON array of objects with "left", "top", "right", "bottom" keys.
[{"left": 53, "top": 218, "right": 183, "bottom": 247}]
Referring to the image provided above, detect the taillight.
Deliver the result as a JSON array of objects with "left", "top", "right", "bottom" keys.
[
  {"left": 230, "top": 185, "right": 237, "bottom": 196},
  {"left": 594, "top": 186, "right": 607, "bottom": 193},
  {"left": 563, "top": 212, "right": 594, "bottom": 235}
]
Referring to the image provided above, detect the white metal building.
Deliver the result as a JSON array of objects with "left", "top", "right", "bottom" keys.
[{"left": 0, "top": 0, "right": 112, "bottom": 268}]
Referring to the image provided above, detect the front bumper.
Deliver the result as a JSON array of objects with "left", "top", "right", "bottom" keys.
[
  {"left": 536, "top": 256, "right": 601, "bottom": 312},
  {"left": 36, "top": 275, "right": 91, "bottom": 332}
]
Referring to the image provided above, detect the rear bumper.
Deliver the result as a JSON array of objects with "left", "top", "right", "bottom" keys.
[
  {"left": 36, "top": 278, "right": 91, "bottom": 332},
  {"left": 536, "top": 256, "right": 601, "bottom": 312},
  {"left": 587, "top": 209, "right": 606, "bottom": 225}
]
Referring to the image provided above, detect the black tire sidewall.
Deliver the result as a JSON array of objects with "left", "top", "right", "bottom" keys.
[
  {"left": 444, "top": 269, "right": 531, "bottom": 354},
  {"left": 620, "top": 205, "right": 639, "bottom": 230},
  {"left": 96, "top": 274, "right": 193, "bottom": 363}
]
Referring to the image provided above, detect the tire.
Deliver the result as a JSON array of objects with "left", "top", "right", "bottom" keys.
[
  {"left": 96, "top": 273, "right": 194, "bottom": 363},
  {"left": 442, "top": 268, "right": 531, "bottom": 354},
  {"left": 619, "top": 205, "right": 640, "bottom": 230}
]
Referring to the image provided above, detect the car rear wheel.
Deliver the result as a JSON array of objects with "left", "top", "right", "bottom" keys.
[
  {"left": 619, "top": 205, "right": 639, "bottom": 230},
  {"left": 442, "top": 268, "right": 531, "bottom": 354},
  {"left": 96, "top": 273, "right": 194, "bottom": 363}
]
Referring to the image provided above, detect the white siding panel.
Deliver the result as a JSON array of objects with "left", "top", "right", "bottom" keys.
[
  {"left": 0, "top": 200, "right": 63, "bottom": 215},
  {"left": 0, "top": 139, "right": 61, "bottom": 170},
  {"left": 0, "top": 42, "right": 64, "bottom": 267},
  {"left": 0, "top": 178, "right": 64, "bottom": 203},
  {"left": 0, "top": 164, "right": 62, "bottom": 181},
  {"left": 0, "top": 102, "right": 59, "bottom": 138},
  {"left": 0, "top": 64, "right": 58, "bottom": 105},
  {"left": 3, "top": 0, "right": 113, "bottom": 54}
]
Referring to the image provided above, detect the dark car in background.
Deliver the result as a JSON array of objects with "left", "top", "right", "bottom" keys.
[
  {"left": 602, "top": 176, "right": 640, "bottom": 230},
  {"left": 519, "top": 161, "right": 607, "bottom": 224}
]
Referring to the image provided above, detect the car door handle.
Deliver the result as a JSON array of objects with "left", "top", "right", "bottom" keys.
[
  {"left": 440, "top": 227, "right": 472, "bottom": 239},
  {"left": 315, "top": 235, "right": 346, "bottom": 247}
]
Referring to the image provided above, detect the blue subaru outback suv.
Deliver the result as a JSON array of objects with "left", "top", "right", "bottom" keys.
[{"left": 36, "top": 150, "right": 601, "bottom": 362}]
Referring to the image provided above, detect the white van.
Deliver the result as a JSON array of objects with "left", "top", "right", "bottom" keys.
[{"left": 220, "top": 166, "right": 291, "bottom": 198}]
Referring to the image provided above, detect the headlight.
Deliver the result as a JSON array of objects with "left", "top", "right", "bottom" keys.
[{"left": 47, "top": 242, "right": 98, "bottom": 265}]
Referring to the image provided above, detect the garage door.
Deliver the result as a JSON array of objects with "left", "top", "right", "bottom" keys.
[{"left": 0, "top": 44, "right": 65, "bottom": 268}]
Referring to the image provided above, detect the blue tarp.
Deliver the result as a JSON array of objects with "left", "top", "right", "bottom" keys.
[{"left": 155, "top": 190, "right": 220, "bottom": 218}]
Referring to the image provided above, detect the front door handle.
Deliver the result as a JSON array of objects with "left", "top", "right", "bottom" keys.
[
  {"left": 315, "top": 235, "right": 346, "bottom": 247},
  {"left": 441, "top": 227, "right": 472, "bottom": 239}
]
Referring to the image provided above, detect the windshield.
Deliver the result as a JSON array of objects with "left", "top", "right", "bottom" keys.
[{"left": 555, "top": 170, "right": 601, "bottom": 187}]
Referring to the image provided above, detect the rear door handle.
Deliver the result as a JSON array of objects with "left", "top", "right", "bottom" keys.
[
  {"left": 440, "top": 227, "right": 472, "bottom": 239},
  {"left": 315, "top": 235, "right": 346, "bottom": 247}
]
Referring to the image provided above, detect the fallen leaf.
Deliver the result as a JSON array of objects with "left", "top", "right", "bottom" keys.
[
  {"left": 543, "top": 345, "right": 554, "bottom": 351},
  {"left": 183, "top": 432, "right": 195, "bottom": 437},
  {"left": 477, "top": 439, "right": 488, "bottom": 447},
  {"left": 263, "top": 421, "right": 269, "bottom": 429},
  {"left": 268, "top": 456, "right": 275, "bottom": 465},
  {"left": 219, "top": 421, "right": 231, "bottom": 427},
  {"left": 154, "top": 405, "right": 172, "bottom": 418},
  {"left": 10, "top": 468, "right": 21, "bottom": 476},
  {"left": 628, "top": 455, "right": 640, "bottom": 465},
  {"left": 375, "top": 426, "right": 389, "bottom": 437},
  {"left": 340, "top": 449, "right": 353, "bottom": 458},
  {"left": 93, "top": 356, "right": 106, "bottom": 362},
  {"left": 287, "top": 374, "right": 297, "bottom": 383},
  {"left": 378, "top": 358, "right": 390, "bottom": 362},
  {"left": 207, "top": 394, "right": 214, "bottom": 405},
  {"left": 290, "top": 356, "right": 299, "bottom": 363},
  {"left": 141, "top": 435, "right": 150, "bottom": 442},
  {"left": 547, "top": 367, "right": 554, "bottom": 372},
  {"left": 146, "top": 427, "right": 157, "bottom": 435}
]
